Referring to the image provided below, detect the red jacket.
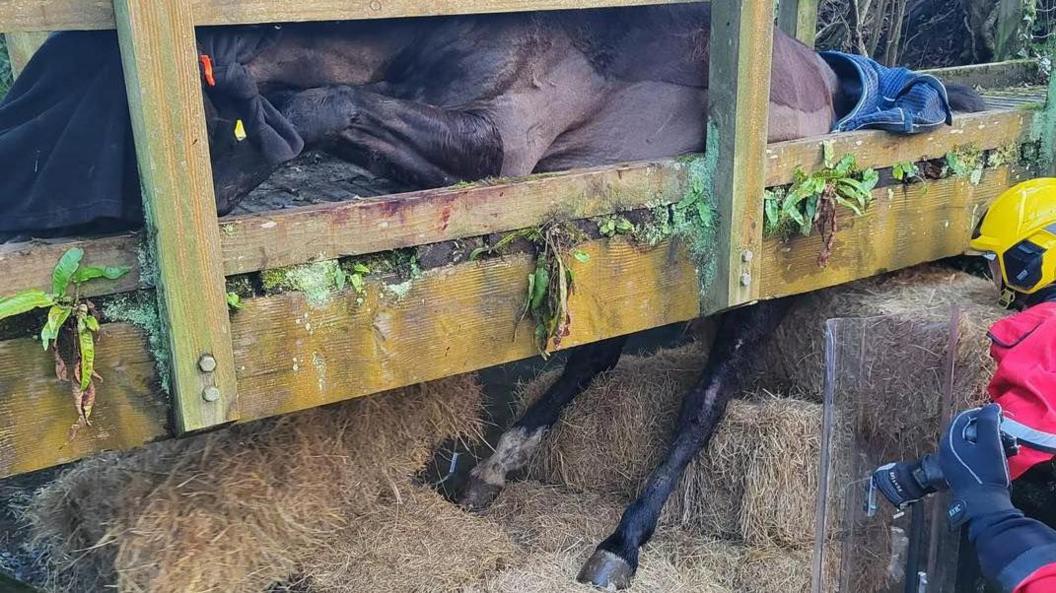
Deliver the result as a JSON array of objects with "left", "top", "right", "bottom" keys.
[
  {"left": 988, "top": 301, "right": 1056, "bottom": 479},
  {"left": 987, "top": 302, "right": 1056, "bottom": 593}
]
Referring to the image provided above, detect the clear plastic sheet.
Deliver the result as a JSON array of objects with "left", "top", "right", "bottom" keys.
[{"left": 812, "top": 310, "right": 965, "bottom": 593}]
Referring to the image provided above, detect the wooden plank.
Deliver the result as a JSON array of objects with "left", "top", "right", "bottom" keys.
[
  {"left": 114, "top": 0, "right": 238, "bottom": 432},
  {"left": 0, "top": 236, "right": 699, "bottom": 478},
  {"left": 0, "top": 324, "right": 170, "bottom": 478},
  {"left": 220, "top": 161, "right": 688, "bottom": 276},
  {"left": 778, "top": 0, "right": 818, "bottom": 47},
  {"left": 758, "top": 166, "right": 1022, "bottom": 299},
  {"left": 705, "top": 0, "right": 774, "bottom": 308},
  {"left": 3, "top": 31, "right": 48, "bottom": 76},
  {"left": 924, "top": 60, "right": 1041, "bottom": 90},
  {"left": 765, "top": 109, "right": 1034, "bottom": 187},
  {"left": 0, "top": 234, "right": 144, "bottom": 298},
  {"left": 0, "top": 108, "right": 1033, "bottom": 300},
  {"left": 0, "top": 0, "right": 701, "bottom": 32}
]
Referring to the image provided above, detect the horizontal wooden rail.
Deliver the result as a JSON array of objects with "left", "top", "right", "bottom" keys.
[
  {"left": 0, "top": 108, "right": 1034, "bottom": 301},
  {"left": 0, "top": 161, "right": 1023, "bottom": 478},
  {"left": 0, "top": 0, "right": 702, "bottom": 32},
  {"left": 0, "top": 236, "right": 698, "bottom": 477},
  {"left": 924, "top": 60, "right": 1042, "bottom": 90}
]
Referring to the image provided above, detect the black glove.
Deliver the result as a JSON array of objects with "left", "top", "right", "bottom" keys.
[{"left": 938, "top": 404, "right": 1016, "bottom": 529}]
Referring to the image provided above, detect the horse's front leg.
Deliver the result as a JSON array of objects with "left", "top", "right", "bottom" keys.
[
  {"left": 577, "top": 298, "right": 794, "bottom": 590},
  {"left": 278, "top": 85, "right": 507, "bottom": 188},
  {"left": 459, "top": 336, "right": 629, "bottom": 510}
]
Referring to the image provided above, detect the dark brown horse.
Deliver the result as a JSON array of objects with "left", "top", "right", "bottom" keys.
[{"left": 11, "top": 4, "right": 985, "bottom": 588}]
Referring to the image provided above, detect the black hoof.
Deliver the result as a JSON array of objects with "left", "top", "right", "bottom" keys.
[
  {"left": 457, "top": 477, "right": 503, "bottom": 512},
  {"left": 576, "top": 549, "right": 635, "bottom": 590}
]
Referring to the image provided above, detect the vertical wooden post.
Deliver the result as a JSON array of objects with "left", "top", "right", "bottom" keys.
[
  {"left": 778, "top": 0, "right": 819, "bottom": 47},
  {"left": 4, "top": 31, "right": 49, "bottom": 77},
  {"left": 706, "top": 0, "right": 775, "bottom": 311},
  {"left": 113, "top": 0, "right": 239, "bottom": 432}
]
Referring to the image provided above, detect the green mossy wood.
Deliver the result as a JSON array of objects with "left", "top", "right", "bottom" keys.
[
  {"left": 705, "top": 0, "right": 775, "bottom": 310},
  {"left": 114, "top": 0, "right": 238, "bottom": 432}
]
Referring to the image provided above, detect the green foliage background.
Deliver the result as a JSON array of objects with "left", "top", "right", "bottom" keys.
[{"left": 0, "top": 36, "right": 11, "bottom": 100}]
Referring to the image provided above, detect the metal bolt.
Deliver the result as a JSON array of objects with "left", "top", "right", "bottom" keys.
[
  {"left": 741, "top": 250, "right": 754, "bottom": 263},
  {"left": 740, "top": 272, "right": 752, "bottom": 287},
  {"left": 202, "top": 386, "right": 221, "bottom": 402},
  {"left": 198, "top": 354, "right": 217, "bottom": 373}
]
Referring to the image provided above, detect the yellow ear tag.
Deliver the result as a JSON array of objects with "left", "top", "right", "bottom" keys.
[{"left": 234, "top": 119, "right": 247, "bottom": 142}]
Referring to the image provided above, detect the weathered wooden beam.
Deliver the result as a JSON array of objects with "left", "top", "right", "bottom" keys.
[
  {"left": 0, "top": 108, "right": 1034, "bottom": 301},
  {"left": 759, "top": 166, "right": 1022, "bottom": 298},
  {"left": 3, "top": 31, "right": 48, "bottom": 76},
  {"left": 705, "top": 0, "right": 775, "bottom": 309},
  {"left": 0, "top": 236, "right": 699, "bottom": 478},
  {"left": 113, "top": 0, "right": 238, "bottom": 432},
  {"left": 924, "top": 60, "right": 1042, "bottom": 90},
  {"left": 0, "top": 324, "right": 170, "bottom": 478},
  {"left": 0, "top": 0, "right": 702, "bottom": 32},
  {"left": 778, "top": 0, "right": 818, "bottom": 47},
  {"left": 765, "top": 109, "right": 1034, "bottom": 187},
  {"left": 995, "top": 0, "right": 1030, "bottom": 61}
]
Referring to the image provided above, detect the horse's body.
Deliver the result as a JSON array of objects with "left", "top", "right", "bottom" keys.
[
  {"left": 7, "top": 4, "right": 984, "bottom": 588},
  {"left": 208, "top": 5, "right": 843, "bottom": 211}
]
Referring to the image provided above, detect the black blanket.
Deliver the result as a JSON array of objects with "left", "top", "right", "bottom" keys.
[{"left": 0, "top": 28, "right": 304, "bottom": 237}]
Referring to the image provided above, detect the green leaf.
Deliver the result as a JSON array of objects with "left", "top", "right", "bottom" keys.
[
  {"left": 530, "top": 264, "right": 549, "bottom": 313},
  {"left": 40, "top": 305, "right": 72, "bottom": 351},
  {"left": 352, "top": 263, "right": 371, "bottom": 275},
  {"left": 764, "top": 196, "right": 781, "bottom": 233},
  {"left": 822, "top": 140, "right": 835, "bottom": 169},
  {"left": 969, "top": 168, "right": 983, "bottom": 185},
  {"left": 77, "top": 317, "right": 95, "bottom": 391},
  {"left": 349, "top": 273, "right": 365, "bottom": 293},
  {"left": 52, "top": 248, "right": 84, "bottom": 297},
  {"left": 226, "top": 292, "right": 243, "bottom": 310},
  {"left": 573, "top": 250, "right": 590, "bottom": 263},
  {"left": 833, "top": 195, "right": 863, "bottom": 216},
  {"left": 834, "top": 154, "right": 855, "bottom": 176},
  {"left": 71, "top": 265, "right": 131, "bottom": 284},
  {"left": 85, "top": 314, "right": 100, "bottom": 332},
  {"left": 333, "top": 268, "right": 347, "bottom": 292},
  {"left": 469, "top": 246, "right": 490, "bottom": 261},
  {"left": 859, "top": 168, "right": 879, "bottom": 192},
  {"left": 0, "top": 290, "right": 56, "bottom": 321},
  {"left": 615, "top": 217, "right": 634, "bottom": 234}
]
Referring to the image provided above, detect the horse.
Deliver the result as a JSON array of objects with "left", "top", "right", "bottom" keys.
[{"left": 4, "top": 4, "right": 985, "bottom": 588}]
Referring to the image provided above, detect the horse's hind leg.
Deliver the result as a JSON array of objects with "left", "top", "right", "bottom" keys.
[
  {"left": 577, "top": 298, "right": 793, "bottom": 590},
  {"left": 278, "top": 85, "right": 507, "bottom": 188},
  {"left": 459, "top": 335, "right": 629, "bottom": 510}
]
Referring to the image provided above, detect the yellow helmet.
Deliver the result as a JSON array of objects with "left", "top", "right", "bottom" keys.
[{"left": 969, "top": 178, "right": 1056, "bottom": 303}]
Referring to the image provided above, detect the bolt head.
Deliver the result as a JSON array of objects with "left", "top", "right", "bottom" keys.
[
  {"left": 741, "top": 250, "right": 754, "bottom": 263},
  {"left": 740, "top": 272, "right": 752, "bottom": 287},
  {"left": 198, "top": 354, "right": 217, "bottom": 373},
  {"left": 202, "top": 386, "right": 221, "bottom": 402}
]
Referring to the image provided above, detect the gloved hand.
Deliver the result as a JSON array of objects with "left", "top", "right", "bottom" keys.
[{"left": 938, "top": 404, "right": 1016, "bottom": 529}]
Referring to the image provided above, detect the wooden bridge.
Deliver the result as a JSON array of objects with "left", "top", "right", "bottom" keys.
[{"left": 0, "top": 0, "right": 1049, "bottom": 479}]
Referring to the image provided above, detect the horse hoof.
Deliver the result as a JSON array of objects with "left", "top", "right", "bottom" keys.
[
  {"left": 458, "top": 478, "right": 503, "bottom": 512},
  {"left": 576, "top": 549, "right": 635, "bottom": 590}
]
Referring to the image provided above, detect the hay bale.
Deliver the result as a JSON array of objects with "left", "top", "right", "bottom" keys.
[
  {"left": 302, "top": 485, "right": 518, "bottom": 593},
  {"left": 738, "top": 398, "right": 824, "bottom": 549},
  {"left": 755, "top": 265, "right": 1004, "bottom": 407},
  {"left": 518, "top": 342, "right": 756, "bottom": 538},
  {"left": 734, "top": 547, "right": 815, "bottom": 593},
  {"left": 519, "top": 348, "right": 826, "bottom": 546},
  {"left": 25, "top": 375, "right": 485, "bottom": 593},
  {"left": 471, "top": 480, "right": 743, "bottom": 593}
]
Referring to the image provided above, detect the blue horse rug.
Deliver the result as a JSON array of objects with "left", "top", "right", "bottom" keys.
[{"left": 820, "top": 51, "right": 953, "bottom": 135}]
